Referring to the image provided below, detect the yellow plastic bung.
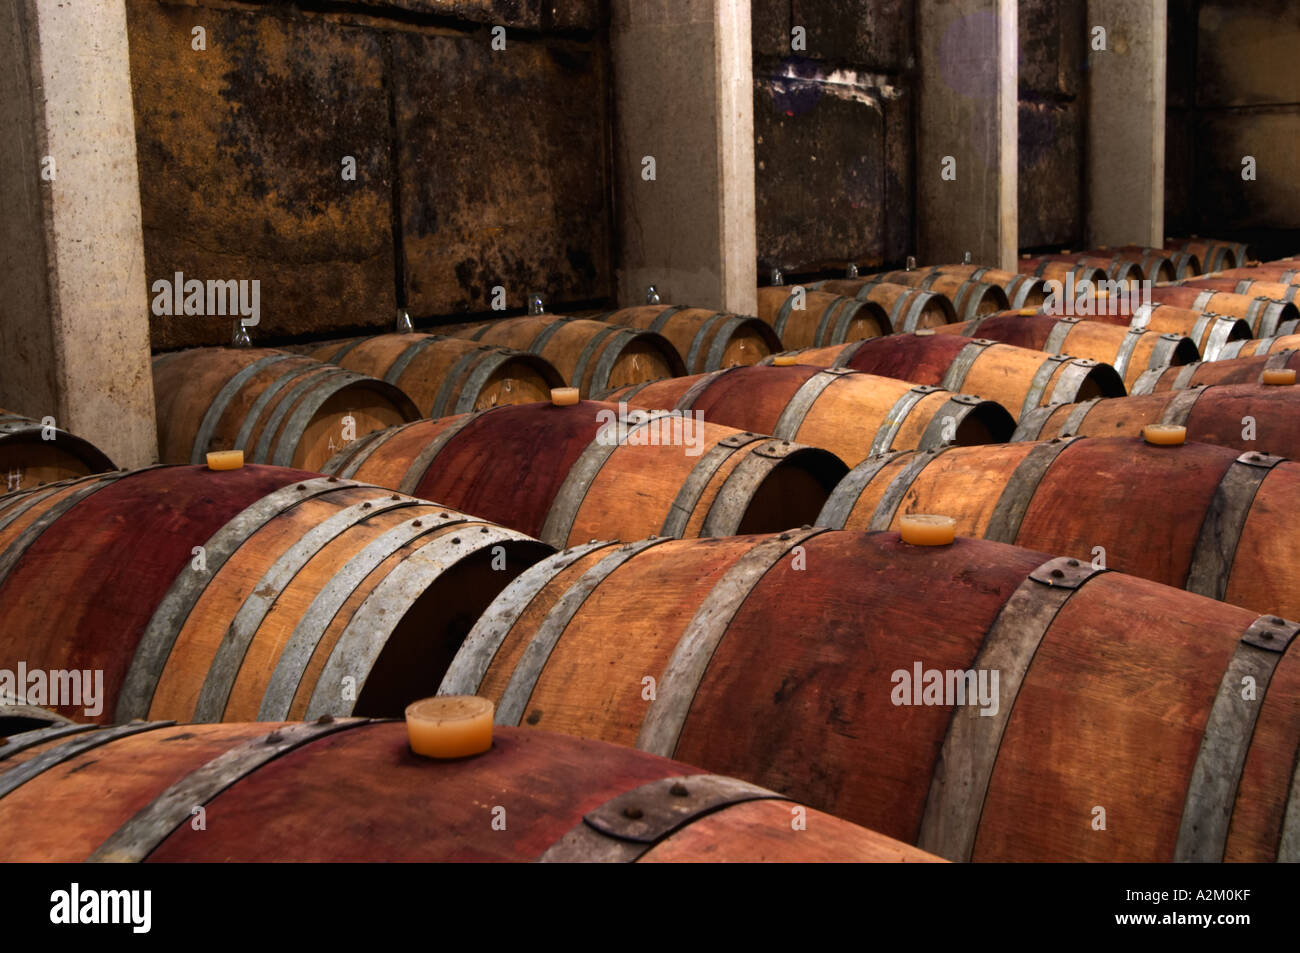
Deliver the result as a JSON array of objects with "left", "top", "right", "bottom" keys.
[
  {"left": 771, "top": 353, "right": 799, "bottom": 366},
  {"left": 899, "top": 514, "right": 957, "bottom": 546},
  {"left": 405, "top": 696, "right": 494, "bottom": 759},
  {"left": 1015, "top": 307, "right": 1039, "bottom": 316},
  {"left": 1262, "top": 368, "right": 1296, "bottom": 386},
  {"left": 550, "top": 387, "right": 580, "bottom": 407},
  {"left": 206, "top": 450, "right": 244, "bottom": 471},
  {"left": 1143, "top": 424, "right": 1186, "bottom": 446}
]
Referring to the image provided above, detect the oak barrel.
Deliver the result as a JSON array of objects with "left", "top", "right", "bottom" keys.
[
  {"left": 440, "top": 528, "right": 1300, "bottom": 861},
  {"left": 0, "top": 410, "right": 116, "bottom": 492},
  {"left": 1165, "top": 237, "right": 1249, "bottom": 272},
  {"left": 922, "top": 264, "right": 1046, "bottom": 309},
  {"left": 602, "top": 364, "right": 1015, "bottom": 464},
  {"left": 0, "top": 720, "right": 936, "bottom": 862},
  {"left": 819, "top": 435, "right": 1300, "bottom": 620},
  {"left": 1130, "top": 346, "right": 1300, "bottom": 394},
  {"left": 1017, "top": 256, "right": 1117, "bottom": 289},
  {"left": 1179, "top": 276, "right": 1300, "bottom": 304},
  {"left": 932, "top": 314, "right": 1199, "bottom": 391},
  {"left": 592, "top": 306, "right": 781, "bottom": 374},
  {"left": 1148, "top": 286, "right": 1298, "bottom": 337},
  {"left": 1202, "top": 265, "right": 1300, "bottom": 285},
  {"left": 322, "top": 402, "right": 848, "bottom": 547},
  {"left": 1021, "top": 302, "right": 1252, "bottom": 361},
  {"left": 153, "top": 348, "right": 419, "bottom": 472},
  {"left": 311, "top": 334, "right": 563, "bottom": 418},
  {"left": 0, "top": 464, "right": 551, "bottom": 724},
  {"left": 755, "top": 287, "right": 891, "bottom": 347},
  {"left": 867, "top": 270, "right": 1012, "bottom": 319},
  {"left": 449, "top": 316, "right": 686, "bottom": 398},
  {"left": 808, "top": 279, "right": 958, "bottom": 331},
  {"left": 767, "top": 333, "right": 1125, "bottom": 420}
]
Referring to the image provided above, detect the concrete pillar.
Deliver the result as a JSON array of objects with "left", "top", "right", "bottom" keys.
[
  {"left": 1085, "top": 0, "right": 1166, "bottom": 248},
  {"left": 611, "top": 0, "right": 757, "bottom": 315},
  {"left": 917, "top": 0, "right": 1018, "bottom": 270},
  {"left": 0, "top": 0, "right": 156, "bottom": 468}
]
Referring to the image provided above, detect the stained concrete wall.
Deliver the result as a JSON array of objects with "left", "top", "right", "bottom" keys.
[{"left": 126, "top": 0, "right": 612, "bottom": 349}]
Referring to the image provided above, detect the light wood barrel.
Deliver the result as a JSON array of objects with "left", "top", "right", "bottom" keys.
[
  {"left": 449, "top": 316, "right": 686, "bottom": 398},
  {"left": 439, "top": 528, "right": 1300, "bottom": 861},
  {"left": 592, "top": 306, "right": 781, "bottom": 374},
  {"left": 869, "top": 270, "right": 1012, "bottom": 319},
  {"left": 1202, "top": 265, "right": 1300, "bottom": 285},
  {"left": 1025, "top": 302, "right": 1252, "bottom": 361},
  {"left": 0, "top": 720, "right": 936, "bottom": 862},
  {"left": 0, "top": 464, "right": 551, "bottom": 724},
  {"left": 810, "top": 279, "right": 959, "bottom": 331},
  {"left": 1130, "top": 346, "right": 1300, "bottom": 394},
  {"left": 1081, "top": 247, "right": 1177, "bottom": 282},
  {"left": 0, "top": 410, "right": 116, "bottom": 492},
  {"left": 1149, "top": 286, "right": 1298, "bottom": 337},
  {"left": 922, "top": 264, "right": 1046, "bottom": 308},
  {"left": 1180, "top": 276, "right": 1300, "bottom": 303},
  {"left": 1014, "top": 381, "right": 1300, "bottom": 459},
  {"left": 819, "top": 435, "right": 1300, "bottom": 621},
  {"left": 311, "top": 334, "right": 563, "bottom": 418},
  {"left": 1165, "top": 237, "right": 1249, "bottom": 272},
  {"left": 1094, "top": 244, "right": 1202, "bottom": 279},
  {"left": 603, "top": 365, "right": 1015, "bottom": 464},
  {"left": 933, "top": 314, "right": 1199, "bottom": 391},
  {"left": 755, "top": 287, "right": 890, "bottom": 347},
  {"left": 771, "top": 333, "right": 1125, "bottom": 421},
  {"left": 321, "top": 402, "right": 848, "bottom": 548},
  {"left": 1017, "top": 256, "right": 1120, "bottom": 288},
  {"left": 153, "top": 348, "right": 419, "bottom": 471}
]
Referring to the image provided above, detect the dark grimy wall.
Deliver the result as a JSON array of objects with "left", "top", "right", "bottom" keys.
[
  {"left": 127, "top": 0, "right": 611, "bottom": 350},
  {"left": 1166, "top": 0, "right": 1300, "bottom": 257}
]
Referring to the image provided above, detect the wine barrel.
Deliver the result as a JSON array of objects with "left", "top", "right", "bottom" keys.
[
  {"left": 1203, "top": 265, "right": 1300, "bottom": 285},
  {"left": 153, "top": 348, "right": 419, "bottom": 472},
  {"left": 0, "top": 720, "right": 937, "bottom": 862},
  {"left": 1017, "top": 256, "right": 1124, "bottom": 288},
  {"left": 1021, "top": 303, "right": 1252, "bottom": 361},
  {"left": 0, "top": 410, "right": 116, "bottom": 492},
  {"left": 819, "top": 435, "right": 1300, "bottom": 620},
  {"left": 922, "top": 265, "right": 1046, "bottom": 308},
  {"left": 601, "top": 365, "right": 1015, "bottom": 465},
  {"left": 310, "top": 334, "right": 563, "bottom": 419},
  {"left": 1014, "top": 381, "right": 1300, "bottom": 459},
  {"left": 1205, "top": 330, "right": 1300, "bottom": 361},
  {"left": 1165, "top": 237, "right": 1249, "bottom": 272},
  {"left": 755, "top": 287, "right": 890, "bottom": 347},
  {"left": 449, "top": 316, "right": 686, "bottom": 398},
  {"left": 1149, "top": 285, "right": 1298, "bottom": 337},
  {"left": 809, "top": 279, "right": 959, "bottom": 331},
  {"left": 321, "top": 402, "right": 847, "bottom": 548},
  {"left": 869, "top": 270, "right": 1011, "bottom": 320},
  {"left": 932, "top": 314, "right": 1199, "bottom": 391},
  {"left": 0, "top": 696, "right": 73, "bottom": 735},
  {"left": 1180, "top": 276, "right": 1300, "bottom": 304},
  {"left": 1131, "top": 348, "right": 1300, "bottom": 394},
  {"left": 1092, "top": 244, "right": 1202, "bottom": 279},
  {"left": 0, "top": 464, "right": 552, "bottom": 724},
  {"left": 440, "top": 528, "right": 1300, "bottom": 861},
  {"left": 765, "top": 333, "right": 1125, "bottom": 420},
  {"left": 1081, "top": 247, "right": 1177, "bottom": 282},
  {"left": 591, "top": 306, "right": 780, "bottom": 374}
]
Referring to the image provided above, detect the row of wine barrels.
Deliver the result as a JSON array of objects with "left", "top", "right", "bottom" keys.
[
  {"left": 932, "top": 314, "right": 1199, "bottom": 392},
  {"left": 807, "top": 279, "right": 959, "bottom": 330},
  {"left": 153, "top": 348, "right": 419, "bottom": 472},
  {"left": 1203, "top": 265, "right": 1300, "bottom": 285},
  {"left": 1181, "top": 276, "right": 1300, "bottom": 303},
  {"left": 1013, "top": 381, "right": 1300, "bottom": 458},
  {"left": 0, "top": 410, "right": 116, "bottom": 492},
  {"left": 322, "top": 401, "right": 847, "bottom": 548},
  {"left": 440, "top": 527, "right": 1300, "bottom": 861},
  {"left": 1197, "top": 332, "right": 1300, "bottom": 362},
  {"left": 449, "top": 316, "right": 686, "bottom": 398},
  {"left": 1018, "top": 255, "right": 1127, "bottom": 288},
  {"left": 1131, "top": 347, "right": 1300, "bottom": 394},
  {"left": 862, "top": 270, "right": 1012, "bottom": 319},
  {"left": 1087, "top": 244, "right": 1201, "bottom": 279},
  {"left": 921, "top": 264, "right": 1047, "bottom": 308},
  {"left": 1165, "top": 236, "right": 1249, "bottom": 272},
  {"left": 589, "top": 306, "right": 781, "bottom": 374},
  {"left": 311, "top": 334, "right": 563, "bottom": 418},
  {"left": 754, "top": 287, "right": 891, "bottom": 347},
  {"left": 600, "top": 364, "right": 1015, "bottom": 465},
  {"left": 764, "top": 333, "right": 1125, "bottom": 420},
  {"left": 1026, "top": 302, "right": 1253, "bottom": 361},
  {"left": 1078, "top": 248, "right": 1177, "bottom": 282},
  {"left": 1149, "top": 286, "right": 1299, "bottom": 337},
  {"left": 819, "top": 435, "right": 1300, "bottom": 621},
  {"left": 0, "top": 464, "right": 552, "bottom": 724},
  {"left": 0, "top": 719, "right": 937, "bottom": 862}
]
